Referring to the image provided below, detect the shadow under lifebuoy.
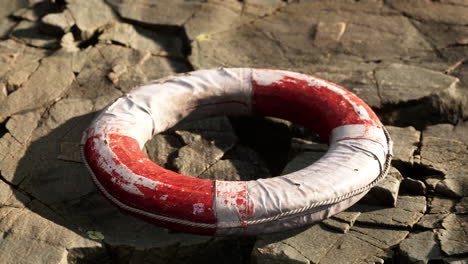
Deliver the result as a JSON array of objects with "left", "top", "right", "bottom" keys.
[{"left": 12, "top": 110, "right": 309, "bottom": 263}]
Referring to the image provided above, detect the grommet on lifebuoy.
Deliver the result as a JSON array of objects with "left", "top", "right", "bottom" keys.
[{"left": 81, "top": 68, "right": 393, "bottom": 236}]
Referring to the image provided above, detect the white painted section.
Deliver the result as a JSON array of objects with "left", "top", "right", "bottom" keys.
[
  {"left": 193, "top": 203, "right": 205, "bottom": 215},
  {"left": 215, "top": 181, "right": 250, "bottom": 228},
  {"left": 251, "top": 69, "right": 288, "bottom": 86}
]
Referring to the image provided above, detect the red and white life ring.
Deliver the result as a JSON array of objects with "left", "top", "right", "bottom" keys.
[{"left": 81, "top": 68, "right": 392, "bottom": 236}]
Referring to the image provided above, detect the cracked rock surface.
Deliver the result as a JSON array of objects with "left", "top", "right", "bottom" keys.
[{"left": 0, "top": 0, "right": 467, "bottom": 263}]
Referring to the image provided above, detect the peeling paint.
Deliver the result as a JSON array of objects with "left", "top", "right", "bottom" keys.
[{"left": 193, "top": 203, "right": 205, "bottom": 215}]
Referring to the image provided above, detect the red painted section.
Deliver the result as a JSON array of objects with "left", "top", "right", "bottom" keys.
[
  {"left": 251, "top": 73, "right": 380, "bottom": 140},
  {"left": 84, "top": 134, "right": 216, "bottom": 234}
]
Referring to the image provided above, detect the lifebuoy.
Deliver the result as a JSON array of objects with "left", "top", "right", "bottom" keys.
[{"left": 81, "top": 68, "right": 392, "bottom": 236}]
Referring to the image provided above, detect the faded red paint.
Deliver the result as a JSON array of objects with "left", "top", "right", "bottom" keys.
[
  {"left": 84, "top": 133, "right": 216, "bottom": 234},
  {"left": 216, "top": 181, "right": 254, "bottom": 222},
  {"left": 251, "top": 74, "right": 381, "bottom": 141}
]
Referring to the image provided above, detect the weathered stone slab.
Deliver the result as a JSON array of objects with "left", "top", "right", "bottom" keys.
[
  {"left": 0, "top": 40, "right": 46, "bottom": 95},
  {"left": 0, "top": 51, "right": 75, "bottom": 123},
  {"left": 421, "top": 123, "right": 468, "bottom": 173},
  {"left": 0, "top": 133, "right": 28, "bottom": 184},
  {"left": 41, "top": 9, "right": 74, "bottom": 34},
  {"left": 252, "top": 241, "right": 309, "bottom": 264},
  {"left": 375, "top": 63, "right": 459, "bottom": 104},
  {"left": 66, "top": 0, "right": 116, "bottom": 39},
  {"left": 191, "top": 1, "right": 433, "bottom": 69},
  {"left": 438, "top": 229, "right": 468, "bottom": 256},
  {"left": 0, "top": 180, "right": 29, "bottom": 207},
  {"left": 0, "top": 0, "right": 29, "bottom": 38},
  {"left": 254, "top": 224, "right": 343, "bottom": 264},
  {"left": 441, "top": 214, "right": 468, "bottom": 232},
  {"left": 106, "top": 0, "right": 200, "bottom": 27},
  {"left": 400, "top": 177, "right": 427, "bottom": 195},
  {"left": 0, "top": 205, "right": 104, "bottom": 264},
  {"left": 173, "top": 130, "right": 236, "bottom": 177},
  {"left": 10, "top": 20, "right": 59, "bottom": 49},
  {"left": 416, "top": 214, "right": 448, "bottom": 230},
  {"left": 199, "top": 159, "right": 270, "bottom": 181},
  {"left": 428, "top": 197, "right": 456, "bottom": 214},
  {"left": 398, "top": 231, "right": 443, "bottom": 263},
  {"left": 455, "top": 197, "right": 468, "bottom": 214},
  {"left": 387, "top": 0, "right": 468, "bottom": 25},
  {"left": 144, "top": 134, "right": 182, "bottom": 167},
  {"left": 99, "top": 22, "right": 184, "bottom": 57},
  {"left": 320, "top": 225, "right": 408, "bottom": 264},
  {"left": 314, "top": 22, "right": 346, "bottom": 48},
  {"left": 396, "top": 195, "right": 427, "bottom": 213},
  {"left": 386, "top": 126, "right": 420, "bottom": 164},
  {"left": 322, "top": 211, "right": 360, "bottom": 233},
  {"left": 435, "top": 169, "right": 468, "bottom": 198},
  {"left": 355, "top": 196, "right": 425, "bottom": 228},
  {"left": 5, "top": 108, "right": 43, "bottom": 143}
]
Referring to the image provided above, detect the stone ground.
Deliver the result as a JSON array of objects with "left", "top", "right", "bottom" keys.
[{"left": 0, "top": 0, "right": 467, "bottom": 263}]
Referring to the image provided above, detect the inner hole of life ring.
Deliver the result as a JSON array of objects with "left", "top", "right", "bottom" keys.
[{"left": 142, "top": 115, "right": 328, "bottom": 181}]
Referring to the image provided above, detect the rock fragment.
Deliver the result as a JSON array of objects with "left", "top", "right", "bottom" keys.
[
  {"left": 420, "top": 122, "right": 468, "bottom": 198},
  {"left": 441, "top": 214, "right": 467, "bottom": 232},
  {"left": 10, "top": 20, "right": 59, "bottom": 49},
  {"left": 314, "top": 22, "right": 346, "bottom": 48},
  {"left": 398, "top": 231, "right": 443, "bottom": 263},
  {"left": 455, "top": 197, "right": 468, "bottom": 214},
  {"left": 0, "top": 204, "right": 104, "bottom": 264},
  {"left": 144, "top": 134, "right": 183, "bottom": 168},
  {"left": 375, "top": 63, "right": 459, "bottom": 105},
  {"left": 66, "top": 0, "right": 116, "bottom": 40},
  {"left": 435, "top": 174, "right": 468, "bottom": 198},
  {"left": 173, "top": 132, "right": 232, "bottom": 177},
  {"left": 99, "top": 22, "right": 184, "bottom": 57},
  {"left": 320, "top": 225, "right": 408, "bottom": 264},
  {"left": 57, "top": 141, "right": 82, "bottom": 163},
  {"left": 354, "top": 195, "right": 425, "bottom": 228},
  {"left": 420, "top": 122, "right": 467, "bottom": 173},
  {"left": 41, "top": 9, "right": 74, "bottom": 34},
  {"left": 387, "top": 0, "right": 468, "bottom": 25},
  {"left": 199, "top": 159, "right": 270, "bottom": 181},
  {"left": 106, "top": 0, "right": 199, "bottom": 27},
  {"left": 60, "top": 32, "right": 79, "bottom": 52},
  {"left": 438, "top": 229, "right": 468, "bottom": 256},
  {"left": 0, "top": 134, "right": 28, "bottom": 184},
  {"left": 322, "top": 211, "right": 360, "bottom": 233},
  {"left": 428, "top": 197, "right": 456, "bottom": 214},
  {"left": 386, "top": 126, "right": 420, "bottom": 164},
  {"left": 0, "top": 51, "right": 75, "bottom": 123},
  {"left": 359, "top": 167, "right": 401, "bottom": 207},
  {"left": 191, "top": 1, "right": 433, "bottom": 69},
  {"left": 0, "top": 0, "right": 29, "bottom": 38},
  {"left": 253, "top": 242, "right": 309, "bottom": 264},
  {"left": 254, "top": 225, "right": 343, "bottom": 264},
  {"left": 400, "top": 178, "right": 427, "bottom": 195},
  {"left": 5, "top": 108, "right": 43, "bottom": 143},
  {"left": 416, "top": 214, "right": 448, "bottom": 230}
]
